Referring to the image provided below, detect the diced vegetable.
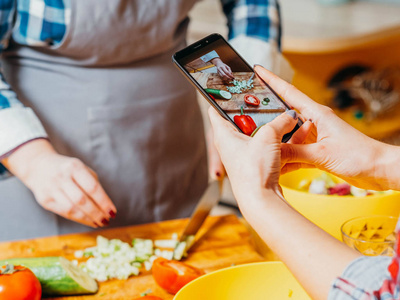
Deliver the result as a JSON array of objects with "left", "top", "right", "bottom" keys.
[
  {"left": 154, "top": 239, "right": 178, "bottom": 249},
  {"left": 77, "top": 236, "right": 148, "bottom": 281},
  {"left": 75, "top": 233, "right": 187, "bottom": 282},
  {"left": 298, "top": 172, "right": 394, "bottom": 197},
  {"left": 173, "top": 235, "right": 195, "bottom": 261},
  {"left": 0, "top": 257, "right": 98, "bottom": 296},
  {"left": 173, "top": 242, "right": 187, "bottom": 261},
  {"left": 227, "top": 79, "right": 254, "bottom": 94}
]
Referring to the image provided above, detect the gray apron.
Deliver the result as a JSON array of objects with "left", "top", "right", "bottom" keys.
[{"left": 0, "top": 0, "right": 207, "bottom": 241}]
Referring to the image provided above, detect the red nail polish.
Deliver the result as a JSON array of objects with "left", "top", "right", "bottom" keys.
[
  {"left": 101, "top": 218, "right": 109, "bottom": 226},
  {"left": 216, "top": 172, "right": 221, "bottom": 178},
  {"left": 93, "top": 222, "right": 98, "bottom": 227},
  {"left": 109, "top": 210, "right": 116, "bottom": 218}
]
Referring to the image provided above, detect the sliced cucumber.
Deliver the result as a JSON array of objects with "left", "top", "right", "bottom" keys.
[
  {"left": 0, "top": 257, "right": 98, "bottom": 296},
  {"left": 205, "top": 88, "right": 232, "bottom": 100}
]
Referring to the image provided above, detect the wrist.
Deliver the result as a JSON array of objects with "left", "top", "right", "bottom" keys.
[
  {"left": 237, "top": 185, "right": 283, "bottom": 218},
  {"left": 373, "top": 141, "right": 400, "bottom": 190},
  {"left": 2, "top": 139, "right": 56, "bottom": 185}
]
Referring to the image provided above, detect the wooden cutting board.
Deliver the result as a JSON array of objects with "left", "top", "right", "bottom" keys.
[
  {"left": 191, "top": 72, "right": 286, "bottom": 113},
  {"left": 0, "top": 215, "right": 264, "bottom": 300}
]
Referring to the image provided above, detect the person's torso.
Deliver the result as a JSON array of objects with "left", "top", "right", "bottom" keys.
[
  {"left": 0, "top": 0, "right": 208, "bottom": 240},
  {"left": 9, "top": 0, "right": 198, "bottom": 65}
]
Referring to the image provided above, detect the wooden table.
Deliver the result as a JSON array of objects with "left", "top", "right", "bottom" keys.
[{"left": 0, "top": 215, "right": 265, "bottom": 299}]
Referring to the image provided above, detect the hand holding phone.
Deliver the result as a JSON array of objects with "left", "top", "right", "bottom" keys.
[{"left": 173, "top": 33, "right": 302, "bottom": 142}]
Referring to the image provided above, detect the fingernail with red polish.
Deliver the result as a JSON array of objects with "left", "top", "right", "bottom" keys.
[
  {"left": 216, "top": 172, "right": 221, "bottom": 178},
  {"left": 93, "top": 222, "right": 98, "bottom": 227},
  {"left": 101, "top": 218, "right": 109, "bottom": 226},
  {"left": 109, "top": 210, "right": 116, "bottom": 218}
]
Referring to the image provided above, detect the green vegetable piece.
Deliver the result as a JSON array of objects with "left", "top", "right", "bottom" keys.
[
  {"left": 0, "top": 257, "right": 98, "bottom": 296},
  {"left": 315, "top": 172, "right": 337, "bottom": 188},
  {"left": 354, "top": 110, "right": 364, "bottom": 120}
]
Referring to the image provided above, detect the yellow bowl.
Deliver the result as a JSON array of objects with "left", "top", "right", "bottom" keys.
[
  {"left": 280, "top": 169, "right": 400, "bottom": 240},
  {"left": 174, "top": 262, "right": 311, "bottom": 300}
]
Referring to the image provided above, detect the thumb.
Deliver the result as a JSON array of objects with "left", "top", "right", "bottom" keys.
[
  {"left": 281, "top": 142, "right": 321, "bottom": 165},
  {"left": 255, "top": 110, "right": 299, "bottom": 143}
]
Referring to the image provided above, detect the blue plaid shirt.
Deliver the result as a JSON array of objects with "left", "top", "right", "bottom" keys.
[{"left": 0, "top": 0, "right": 281, "bottom": 179}]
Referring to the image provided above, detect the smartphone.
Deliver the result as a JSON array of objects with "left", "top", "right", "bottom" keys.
[{"left": 172, "top": 33, "right": 302, "bottom": 142}]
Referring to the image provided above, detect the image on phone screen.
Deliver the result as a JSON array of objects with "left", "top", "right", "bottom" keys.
[{"left": 173, "top": 34, "right": 301, "bottom": 141}]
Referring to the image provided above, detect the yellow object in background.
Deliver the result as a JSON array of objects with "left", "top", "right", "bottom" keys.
[
  {"left": 280, "top": 169, "right": 400, "bottom": 240},
  {"left": 341, "top": 215, "right": 397, "bottom": 256},
  {"left": 174, "top": 262, "right": 311, "bottom": 300},
  {"left": 283, "top": 27, "right": 400, "bottom": 139}
]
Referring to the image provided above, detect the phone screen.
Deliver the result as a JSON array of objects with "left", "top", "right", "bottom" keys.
[{"left": 173, "top": 34, "right": 301, "bottom": 141}]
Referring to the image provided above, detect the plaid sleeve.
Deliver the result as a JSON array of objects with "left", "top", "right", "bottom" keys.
[
  {"left": 220, "top": 0, "right": 281, "bottom": 51},
  {"left": 329, "top": 222, "right": 400, "bottom": 300},
  {"left": 0, "top": 1, "right": 47, "bottom": 179}
]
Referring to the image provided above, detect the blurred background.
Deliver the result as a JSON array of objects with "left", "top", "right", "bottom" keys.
[{"left": 187, "top": 0, "right": 400, "bottom": 215}]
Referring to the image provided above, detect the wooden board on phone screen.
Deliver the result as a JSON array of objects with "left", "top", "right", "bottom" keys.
[{"left": 192, "top": 72, "right": 286, "bottom": 113}]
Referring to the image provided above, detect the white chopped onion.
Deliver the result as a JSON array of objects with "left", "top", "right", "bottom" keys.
[{"left": 77, "top": 233, "right": 181, "bottom": 282}]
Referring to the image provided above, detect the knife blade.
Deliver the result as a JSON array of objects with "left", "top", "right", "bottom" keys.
[
  {"left": 173, "top": 179, "right": 223, "bottom": 259},
  {"left": 247, "top": 72, "right": 255, "bottom": 85}
]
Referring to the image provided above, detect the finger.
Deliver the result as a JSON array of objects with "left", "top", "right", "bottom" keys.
[
  {"left": 207, "top": 129, "right": 226, "bottom": 180},
  {"left": 223, "top": 66, "right": 234, "bottom": 79},
  {"left": 281, "top": 142, "right": 321, "bottom": 165},
  {"left": 288, "top": 120, "right": 313, "bottom": 144},
  {"left": 61, "top": 178, "right": 109, "bottom": 226},
  {"left": 281, "top": 163, "right": 315, "bottom": 175},
  {"left": 72, "top": 166, "right": 117, "bottom": 218},
  {"left": 255, "top": 110, "right": 299, "bottom": 143},
  {"left": 208, "top": 107, "right": 247, "bottom": 156},
  {"left": 46, "top": 190, "right": 97, "bottom": 227},
  {"left": 208, "top": 107, "right": 243, "bottom": 140},
  {"left": 254, "top": 66, "right": 321, "bottom": 120},
  {"left": 218, "top": 68, "right": 228, "bottom": 78}
]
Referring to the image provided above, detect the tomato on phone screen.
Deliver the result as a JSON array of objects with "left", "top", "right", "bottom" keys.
[{"left": 173, "top": 33, "right": 302, "bottom": 142}]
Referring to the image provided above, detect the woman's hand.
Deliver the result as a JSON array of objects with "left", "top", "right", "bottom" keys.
[
  {"left": 208, "top": 106, "right": 360, "bottom": 300},
  {"left": 208, "top": 107, "right": 299, "bottom": 213},
  {"left": 2, "top": 139, "right": 116, "bottom": 227},
  {"left": 211, "top": 58, "right": 234, "bottom": 81},
  {"left": 254, "top": 66, "right": 400, "bottom": 191},
  {"left": 206, "top": 128, "right": 225, "bottom": 180}
]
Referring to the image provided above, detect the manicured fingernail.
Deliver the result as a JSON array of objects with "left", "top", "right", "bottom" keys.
[
  {"left": 101, "top": 218, "right": 109, "bottom": 226},
  {"left": 253, "top": 64, "right": 263, "bottom": 68},
  {"left": 216, "top": 172, "right": 221, "bottom": 178},
  {"left": 308, "top": 118, "right": 314, "bottom": 123},
  {"left": 286, "top": 110, "right": 298, "bottom": 120},
  {"left": 109, "top": 210, "right": 116, "bottom": 218}
]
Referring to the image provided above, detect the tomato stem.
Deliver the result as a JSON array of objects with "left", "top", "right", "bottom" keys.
[{"left": 0, "top": 264, "right": 26, "bottom": 275}]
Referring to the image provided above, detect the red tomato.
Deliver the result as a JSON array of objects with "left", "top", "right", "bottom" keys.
[
  {"left": 134, "top": 296, "right": 163, "bottom": 300},
  {"left": 152, "top": 257, "right": 204, "bottom": 294},
  {"left": 244, "top": 94, "right": 260, "bottom": 106},
  {"left": 0, "top": 265, "right": 42, "bottom": 300}
]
